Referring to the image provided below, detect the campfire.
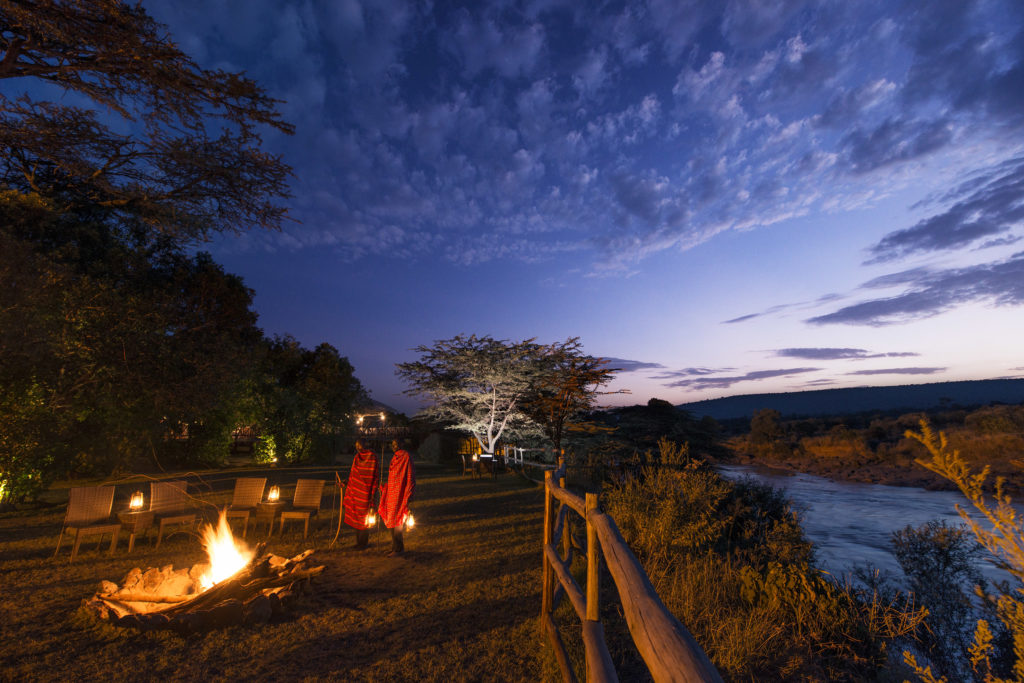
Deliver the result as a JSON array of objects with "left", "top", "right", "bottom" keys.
[{"left": 85, "top": 511, "right": 324, "bottom": 632}]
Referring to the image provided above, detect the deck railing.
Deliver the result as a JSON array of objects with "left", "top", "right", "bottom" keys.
[{"left": 541, "top": 470, "right": 722, "bottom": 683}]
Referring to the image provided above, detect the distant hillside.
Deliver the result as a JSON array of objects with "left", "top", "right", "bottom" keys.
[{"left": 678, "top": 379, "right": 1024, "bottom": 420}]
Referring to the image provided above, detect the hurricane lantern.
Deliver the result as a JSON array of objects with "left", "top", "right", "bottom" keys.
[
  {"left": 405, "top": 512, "right": 415, "bottom": 531},
  {"left": 129, "top": 490, "right": 145, "bottom": 511},
  {"left": 267, "top": 485, "right": 280, "bottom": 502},
  {"left": 365, "top": 511, "right": 377, "bottom": 526}
]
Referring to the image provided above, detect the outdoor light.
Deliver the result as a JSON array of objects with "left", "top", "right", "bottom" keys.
[
  {"left": 472, "top": 454, "right": 478, "bottom": 462},
  {"left": 267, "top": 485, "right": 280, "bottom": 502},
  {"left": 129, "top": 490, "right": 145, "bottom": 511},
  {"left": 365, "top": 511, "right": 377, "bottom": 526},
  {"left": 405, "top": 512, "right": 415, "bottom": 531}
]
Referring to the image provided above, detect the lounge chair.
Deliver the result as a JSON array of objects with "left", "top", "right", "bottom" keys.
[
  {"left": 224, "top": 477, "right": 266, "bottom": 538},
  {"left": 278, "top": 479, "right": 325, "bottom": 538},
  {"left": 55, "top": 486, "right": 120, "bottom": 560},
  {"left": 151, "top": 480, "right": 197, "bottom": 548}
]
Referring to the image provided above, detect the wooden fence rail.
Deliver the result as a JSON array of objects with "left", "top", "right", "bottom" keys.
[{"left": 541, "top": 470, "right": 722, "bottom": 683}]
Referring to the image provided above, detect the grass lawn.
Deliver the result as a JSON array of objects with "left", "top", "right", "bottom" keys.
[{"left": 0, "top": 463, "right": 559, "bottom": 682}]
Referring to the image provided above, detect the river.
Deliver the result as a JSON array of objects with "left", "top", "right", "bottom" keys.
[{"left": 717, "top": 464, "right": 1014, "bottom": 584}]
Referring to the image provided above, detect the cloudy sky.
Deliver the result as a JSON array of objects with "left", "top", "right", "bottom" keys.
[{"left": 143, "top": 0, "right": 1024, "bottom": 414}]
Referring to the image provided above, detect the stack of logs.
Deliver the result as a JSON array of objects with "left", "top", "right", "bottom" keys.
[{"left": 85, "top": 547, "right": 324, "bottom": 633}]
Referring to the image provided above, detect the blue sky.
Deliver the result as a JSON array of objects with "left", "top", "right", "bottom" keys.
[{"left": 139, "top": 0, "right": 1024, "bottom": 414}]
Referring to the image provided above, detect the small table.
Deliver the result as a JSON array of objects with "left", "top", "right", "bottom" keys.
[
  {"left": 117, "top": 510, "right": 154, "bottom": 553},
  {"left": 254, "top": 501, "right": 285, "bottom": 536}
]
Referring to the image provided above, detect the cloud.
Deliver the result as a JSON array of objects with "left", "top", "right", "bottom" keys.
[
  {"left": 663, "top": 367, "right": 821, "bottom": 390},
  {"left": 652, "top": 367, "right": 736, "bottom": 379},
  {"left": 143, "top": 0, "right": 1024, "bottom": 269},
  {"left": 867, "top": 157, "right": 1024, "bottom": 262},
  {"left": 840, "top": 117, "right": 953, "bottom": 175},
  {"left": 845, "top": 367, "right": 946, "bottom": 376},
  {"left": 776, "top": 348, "right": 920, "bottom": 360},
  {"left": 602, "top": 358, "right": 666, "bottom": 373},
  {"left": 807, "top": 252, "right": 1024, "bottom": 325}
]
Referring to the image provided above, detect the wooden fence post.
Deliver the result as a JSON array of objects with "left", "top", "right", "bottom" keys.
[
  {"left": 542, "top": 470, "right": 554, "bottom": 616},
  {"left": 585, "top": 492, "right": 599, "bottom": 622},
  {"left": 559, "top": 473, "right": 570, "bottom": 560}
]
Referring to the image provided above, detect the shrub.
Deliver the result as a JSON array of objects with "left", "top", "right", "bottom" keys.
[
  {"left": 892, "top": 520, "right": 987, "bottom": 681},
  {"left": 905, "top": 420, "right": 1024, "bottom": 682}
]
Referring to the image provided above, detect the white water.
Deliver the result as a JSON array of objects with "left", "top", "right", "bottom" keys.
[{"left": 717, "top": 464, "right": 1016, "bottom": 584}]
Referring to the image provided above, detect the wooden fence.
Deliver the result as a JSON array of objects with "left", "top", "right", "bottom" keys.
[{"left": 541, "top": 470, "right": 722, "bottom": 683}]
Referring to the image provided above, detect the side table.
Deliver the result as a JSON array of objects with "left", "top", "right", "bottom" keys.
[
  {"left": 117, "top": 510, "right": 154, "bottom": 553},
  {"left": 255, "top": 501, "right": 285, "bottom": 537}
]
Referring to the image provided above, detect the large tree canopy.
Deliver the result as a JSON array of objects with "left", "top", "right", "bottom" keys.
[
  {"left": 0, "top": 0, "right": 293, "bottom": 241},
  {"left": 524, "top": 337, "right": 622, "bottom": 454},
  {"left": 397, "top": 335, "right": 620, "bottom": 456},
  {"left": 397, "top": 335, "right": 547, "bottom": 454},
  {"left": 0, "top": 3, "right": 298, "bottom": 504},
  {"left": 254, "top": 337, "right": 368, "bottom": 465}
]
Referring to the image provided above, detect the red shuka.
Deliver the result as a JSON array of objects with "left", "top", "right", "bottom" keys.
[
  {"left": 343, "top": 449, "right": 379, "bottom": 530},
  {"left": 379, "top": 449, "right": 415, "bottom": 528}
]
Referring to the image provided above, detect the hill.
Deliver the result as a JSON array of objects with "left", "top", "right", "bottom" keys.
[{"left": 677, "top": 378, "right": 1024, "bottom": 420}]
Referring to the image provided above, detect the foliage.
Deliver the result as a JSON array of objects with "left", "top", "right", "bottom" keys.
[
  {"left": 0, "top": 0, "right": 292, "bottom": 241},
  {"left": 252, "top": 435, "right": 277, "bottom": 465},
  {"left": 601, "top": 439, "right": 924, "bottom": 680},
  {"left": 254, "top": 337, "right": 367, "bottom": 465},
  {"left": 0, "top": 192, "right": 264, "bottom": 497},
  {"left": 521, "top": 337, "right": 622, "bottom": 453},
  {"left": 907, "top": 420, "right": 1024, "bottom": 681},
  {"left": 396, "top": 334, "right": 548, "bottom": 453},
  {"left": 888, "top": 520, "right": 990, "bottom": 682}
]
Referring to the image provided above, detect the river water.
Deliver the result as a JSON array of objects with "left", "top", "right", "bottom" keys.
[{"left": 716, "top": 464, "right": 1013, "bottom": 584}]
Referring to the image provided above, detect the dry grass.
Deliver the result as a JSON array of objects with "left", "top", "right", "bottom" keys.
[{"left": 0, "top": 463, "right": 558, "bottom": 682}]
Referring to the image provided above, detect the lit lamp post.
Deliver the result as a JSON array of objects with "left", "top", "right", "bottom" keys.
[{"left": 129, "top": 490, "right": 145, "bottom": 511}]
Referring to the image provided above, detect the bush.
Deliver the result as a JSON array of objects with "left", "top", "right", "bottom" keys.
[
  {"left": 892, "top": 520, "right": 987, "bottom": 681},
  {"left": 905, "top": 421, "right": 1024, "bottom": 682}
]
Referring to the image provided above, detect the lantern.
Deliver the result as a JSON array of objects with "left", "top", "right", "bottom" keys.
[
  {"left": 365, "top": 511, "right": 377, "bottom": 527},
  {"left": 129, "top": 490, "right": 145, "bottom": 511},
  {"left": 267, "top": 485, "right": 280, "bottom": 502},
  {"left": 405, "top": 512, "right": 415, "bottom": 531}
]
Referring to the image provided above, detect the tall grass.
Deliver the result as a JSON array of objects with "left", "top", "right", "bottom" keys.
[{"left": 600, "top": 439, "right": 923, "bottom": 681}]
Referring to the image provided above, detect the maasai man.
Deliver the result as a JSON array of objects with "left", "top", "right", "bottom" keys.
[
  {"left": 344, "top": 440, "right": 379, "bottom": 549},
  {"left": 379, "top": 439, "right": 416, "bottom": 556}
]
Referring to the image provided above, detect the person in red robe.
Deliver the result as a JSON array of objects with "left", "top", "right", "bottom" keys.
[
  {"left": 343, "top": 440, "right": 379, "bottom": 549},
  {"left": 379, "top": 439, "right": 416, "bottom": 556}
]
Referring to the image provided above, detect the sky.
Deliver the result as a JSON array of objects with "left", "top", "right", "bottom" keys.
[{"left": 139, "top": 0, "right": 1024, "bottom": 415}]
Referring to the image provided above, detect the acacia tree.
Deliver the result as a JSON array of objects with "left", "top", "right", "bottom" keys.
[
  {"left": 396, "top": 335, "right": 546, "bottom": 455},
  {"left": 0, "top": 0, "right": 293, "bottom": 240},
  {"left": 524, "top": 337, "right": 622, "bottom": 455}
]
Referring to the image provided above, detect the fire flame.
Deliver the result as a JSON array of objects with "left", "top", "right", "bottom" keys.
[
  {"left": 405, "top": 513, "right": 415, "bottom": 530},
  {"left": 198, "top": 510, "right": 254, "bottom": 591}
]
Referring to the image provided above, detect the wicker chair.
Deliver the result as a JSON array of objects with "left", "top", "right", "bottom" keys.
[
  {"left": 55, "top": 486, "right": 120, "bottom": 560},
  {"left": 151, "top": 480, "right": 197, "bottom": 549},
  {"left": 278, "top": 479, "right": 325, "bottom": 538},
  {"left": 224, "top": 477, "right": 266, "bottom": 538}
]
